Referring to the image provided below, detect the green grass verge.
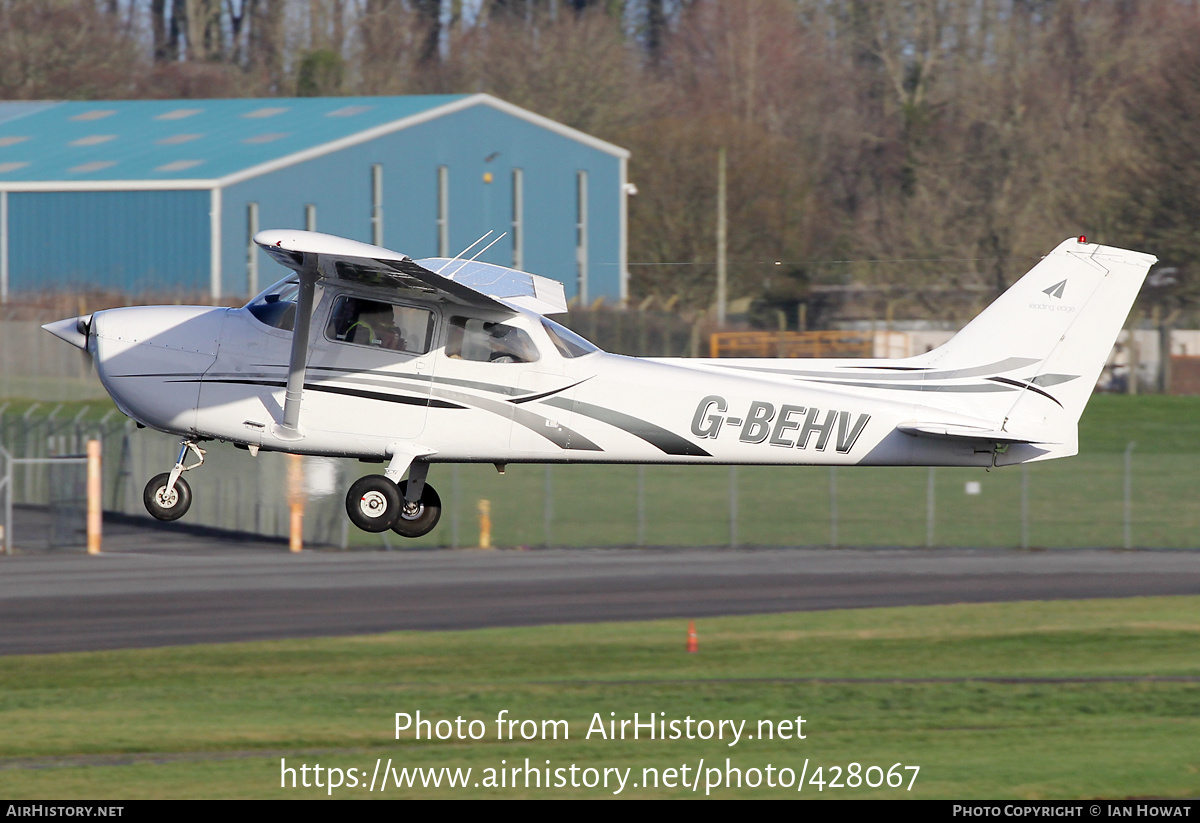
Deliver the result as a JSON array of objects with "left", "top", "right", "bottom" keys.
[{"left": 0, "top": 596, "right": 1197, "bottom": 799}]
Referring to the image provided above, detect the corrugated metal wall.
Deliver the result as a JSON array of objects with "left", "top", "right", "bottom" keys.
[
  {"left": 9, "top": 190, "right": 210, "bottom": 293},
  {"left": 222, "top": 105, "right": 622, "bottom": 301},
  {"left": 2, "top": 105, "right": 621, "bottom": 302}
]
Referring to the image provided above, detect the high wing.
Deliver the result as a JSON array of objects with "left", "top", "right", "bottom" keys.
[
  {"left": 252, "top": 229, "right": 567, "bottom": 439},
  {"left": 253, "top": 229, "right": 568, "bottom": 316}
]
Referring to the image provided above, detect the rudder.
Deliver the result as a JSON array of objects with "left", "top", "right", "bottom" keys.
[{"left": 912, "top": 237, "right": 1156, "bottom": 445}]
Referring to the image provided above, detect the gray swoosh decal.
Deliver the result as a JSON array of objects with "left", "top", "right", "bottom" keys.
[
  {"left": 800, "top": 379, "right": 1016, "bottom": 393},
  {"left": 431, "top": 387, "right": 601, "bottom": 451},
  {"left": 1028, "top": 374, "right": 1079, "bottom": 387},
  {"left": 205, "top": 368, "right": 600, "bottom": 450},
  {"left": 710, "top": 357, "right": 1041, "bottom": 382},
  {"left": 544, "top": 398, "right": 712, "bottom": 457}
]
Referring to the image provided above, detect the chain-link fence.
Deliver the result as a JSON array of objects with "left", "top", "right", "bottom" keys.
[
  {"left": 0, "top": 406, "right": 351, "bottom": 551},
  {"left": 2, "top": 403, "right": 1196, "bottom": 551},
  {"left": 400, "top": 454, "right": 1197, "bottom": 550}
]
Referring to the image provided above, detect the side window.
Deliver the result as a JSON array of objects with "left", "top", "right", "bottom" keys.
[
  {"left": 446, "top": 317, "right": 540, "bottom": 364},
  {"left": 325, "top": 296, "right": 434, "bottom": 354}
]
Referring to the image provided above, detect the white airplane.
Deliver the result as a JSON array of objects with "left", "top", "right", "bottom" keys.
[{"left": 43, "top": 232, "right": 1155, "bottom": 538}]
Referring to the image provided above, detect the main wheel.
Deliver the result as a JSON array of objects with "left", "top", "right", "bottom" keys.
[
  {"left": 391, "top": 481, "right": 442, "bottom": 538},
  {"left": 143, "top": 473, "right": 192, "bottom": 522},
  {"left": 346, "top": 475, "right": 402, "bottom": 532}
]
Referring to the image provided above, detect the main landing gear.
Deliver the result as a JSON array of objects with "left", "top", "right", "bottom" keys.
[
  {"left": 143, "top": 440, "right": 205, "bottom": 521},
  {"left": 142, "top": 439, "right": 442, "bottom": 538},
  {"left": 345, "top": 460, "right": 441, "bottom": 538}
]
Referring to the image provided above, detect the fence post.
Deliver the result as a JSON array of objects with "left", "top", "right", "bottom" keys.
[
  {"left": 1124, "top": 441, "right": 1136, "bottom": 549},
  {"left": 21, "top": 403, "right": 39, "bottom": 504},
  {"left": 450, "top": 463, "right": 460, "bottom": 549},
  {"left": 543, "top": 465, "right": 553, "bottom": 548},
  {"left": 926, "top": 466, "right": 936, "bottom": 548},
  {"left": 636, "top": 465, "right": 646, "bottom": 547},
  {"left": 1020, "top": 462, "right": 1030, "bottom": 549},
  {"left": 829, "top": 466, "right": 838, "bottom": 547},
  {"left": 729, "top": 466, "right": 738, "bottom": 548},
  {"left": 1, "top": 443, "right": 10, "bottom": 556}
]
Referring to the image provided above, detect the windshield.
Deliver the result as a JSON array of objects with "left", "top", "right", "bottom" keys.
[
  {"left": 245, "top": 277, "right": 299, "bottom": 331},
  {"left": 541, "top": 317, "right": 600, "bottom": 357}
]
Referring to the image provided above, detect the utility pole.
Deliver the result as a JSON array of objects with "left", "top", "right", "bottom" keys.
[{"left": 716, "top": 147, "right": 727, "bottom": 327}]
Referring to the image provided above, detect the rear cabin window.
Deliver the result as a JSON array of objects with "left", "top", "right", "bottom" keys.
[
  {"left": 445, "top": 317, "right": 540, "bottom": 363},
  {"left": 325, "top": 296, "right": 435, "bottom": 354}
]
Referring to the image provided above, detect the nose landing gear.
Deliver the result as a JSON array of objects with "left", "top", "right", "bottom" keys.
[{"left": 143, "top": 440, "right": 205, "bottom": 521}]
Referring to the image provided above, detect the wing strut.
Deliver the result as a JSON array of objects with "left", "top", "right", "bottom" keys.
[{"left": 279, "top": 262, "right": 318, "bottom": 438}]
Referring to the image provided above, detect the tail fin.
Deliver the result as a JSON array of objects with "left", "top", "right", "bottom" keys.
[{"left": 913, "top": 237, "right": 1155, "bottom": 449}]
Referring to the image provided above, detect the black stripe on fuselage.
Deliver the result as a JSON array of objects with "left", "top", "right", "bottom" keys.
[
  {"left": 182, "top": 375, "right": 604, "bottom": 451},
  {"left": 177, "top": 377, "right": 466, "bottom": 409}
]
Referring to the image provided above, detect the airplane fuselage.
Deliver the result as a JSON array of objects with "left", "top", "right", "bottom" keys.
[
  {"left": 46, "top": 230, "right": 1155, "bottom": 536},
  {"left": 88, "top": 287, "right": 1035, "bottom": 471}
]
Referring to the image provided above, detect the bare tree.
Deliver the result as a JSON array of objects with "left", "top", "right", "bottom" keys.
[{"left": 0, "top": 0, "right": 144, "bottom": 99}]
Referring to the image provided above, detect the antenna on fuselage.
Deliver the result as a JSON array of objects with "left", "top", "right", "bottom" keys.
[{"left": 436, "top": 231, "right": 493, "bottom": 275}]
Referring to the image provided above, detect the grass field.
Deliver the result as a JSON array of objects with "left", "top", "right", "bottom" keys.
[{"left": 0, "top": 596, "right": 1197, "bottom": 799}]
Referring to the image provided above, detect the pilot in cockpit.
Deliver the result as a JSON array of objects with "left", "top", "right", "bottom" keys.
[
  {"left": 486, "top": 323, "right": 537, "bottom": 363},
  {"left": 344, "top": 300, "right": 404, "bottom": 350}
]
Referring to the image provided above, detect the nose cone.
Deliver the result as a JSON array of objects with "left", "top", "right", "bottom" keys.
[
  {"left": 42, "top": 315, "right": 92, "bottom": 351},
  {"left": 91, "top": 305, "right": 227, "bottom": 434}
]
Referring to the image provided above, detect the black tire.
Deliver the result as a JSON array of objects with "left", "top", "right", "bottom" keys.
[
  {"left": 345, "top": 475, "right": 402, "bottom": 532},
  {"left": 143, "top": 473, "right": 192, "bottom": 522},
  {"left": 391, "top": 481, "right": 442, "bottom": 538}
]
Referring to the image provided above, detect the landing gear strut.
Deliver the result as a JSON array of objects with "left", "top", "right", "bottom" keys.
[{"left": 143, "top": 440, "right": 205, "bottom": 521}]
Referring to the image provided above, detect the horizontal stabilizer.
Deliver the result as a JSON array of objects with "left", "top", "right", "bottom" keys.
[{"left": 897, "top": 422, "right": 1059, "bottom": 445}]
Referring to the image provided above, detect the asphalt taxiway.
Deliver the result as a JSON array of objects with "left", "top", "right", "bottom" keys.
[{"left": 2, "top": 514, "right": 1199, "bottom": 655}]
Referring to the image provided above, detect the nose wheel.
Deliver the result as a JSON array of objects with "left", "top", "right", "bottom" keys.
[
  {"left": 344, "top": 475, "right": 441, "bottom": 537},
  {"left": 143, "top": 440, "right": 204, "bottom": 522},
  {"left": 143, "top": 473, "right": 192, "bottom": 521}
]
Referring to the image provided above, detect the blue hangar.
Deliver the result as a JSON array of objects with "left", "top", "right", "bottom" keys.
[{"left": 0, "top": 94, "right": 630, "bottom": 304}]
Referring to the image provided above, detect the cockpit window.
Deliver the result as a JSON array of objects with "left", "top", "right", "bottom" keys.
[
  {"left": 541, "top": 317, "right": 599, "bottom": 358},
  {"left": 326, "top": 296, "right": 435, "bottom": 354},
  {"left": 446, "top": 317, "right": 540, "bottom": 363},
  {"left": 246, "top": 277, "right": 299, "bottom": 331}
]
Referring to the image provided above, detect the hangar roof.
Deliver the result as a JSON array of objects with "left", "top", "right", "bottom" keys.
[{"left": 0, "top": 94, "right": 628, "bottom": 190}]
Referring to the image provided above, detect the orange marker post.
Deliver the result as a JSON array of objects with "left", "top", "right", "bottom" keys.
[
  {"left": 287, "top": 453, "right": 304, "bottom": 553},
  {"left": 686, "top": 621, "right": 698, "bottom": 653},
  {"left": 478, "top": 499, "right": 492, "bottom": 549},
  {"left": 86, "top": 439, "right": 102, "bottom": 555}
]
